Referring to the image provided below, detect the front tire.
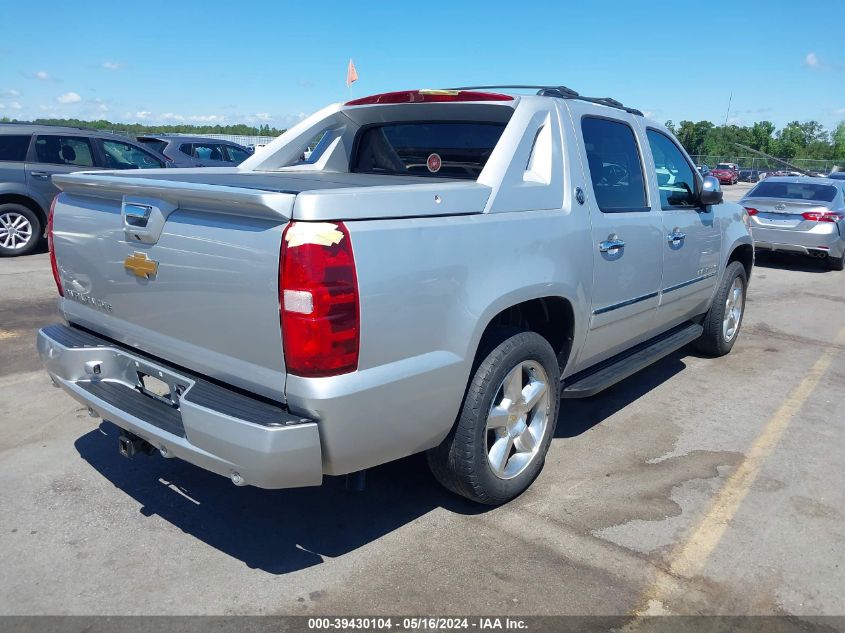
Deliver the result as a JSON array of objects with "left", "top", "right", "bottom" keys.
[
  {"left": 427, "top": 330, "right": 561, "bottom": 505},
  {"left": 0, "top": 204, "right": 42, "bottom": 257},
  {"left": 695, "top": 261, "right": 747, "bottom": 357}
]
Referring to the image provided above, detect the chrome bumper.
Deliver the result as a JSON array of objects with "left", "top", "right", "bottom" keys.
[{"left": 37, "top": 324, "right": 323, "bottom": 489}]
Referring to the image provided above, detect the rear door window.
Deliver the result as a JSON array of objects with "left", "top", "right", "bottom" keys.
[
  {"left": 223, "top": 145, "right": 251, "bottom": 163},
  {"left": 749, "top": 181, "right": 837, "bottom": 202},
  {"left": 192, "top": 143, "right": 226, "bottom": 161},
  {"left": 581, "top": 117, "right": 648, "bottom": 212},
  {"left": 352, "top": 122, "right": 507, "bottom": 179},
  {"left": 101, "top": 139, "right": 164, "bottom": 169},
  {"left": 34, "top": 135, "right": 94, "bottom": 167},
  {"left": 0, "top": 135, "right": 31, "bottom": 162}
]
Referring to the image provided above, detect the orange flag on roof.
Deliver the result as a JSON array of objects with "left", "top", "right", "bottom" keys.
[{"left": 346, "top": 59, "right": 358, "bottom": 88}]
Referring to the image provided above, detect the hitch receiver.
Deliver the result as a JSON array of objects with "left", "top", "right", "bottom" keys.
[{"left": 118, "top": 430, "right": 155, "bottom": 458}]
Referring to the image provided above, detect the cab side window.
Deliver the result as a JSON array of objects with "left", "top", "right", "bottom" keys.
[
  {"left": 581, "top": 117, "right": 648, "bottom": 213},
  {"left": 34, "top": 135, "right": 94, "bottom": 167},
  {"left": 646, "top": 129, "right": 697, "bottom": 209}
]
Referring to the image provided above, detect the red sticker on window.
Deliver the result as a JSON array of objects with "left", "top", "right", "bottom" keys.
[{"left": 426, "top": 153, "right": 442, "bottom": 173}]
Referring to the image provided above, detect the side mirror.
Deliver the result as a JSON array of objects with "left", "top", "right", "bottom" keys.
[{"left": 700, "top": 175, "right": 723, "bottom": 206}]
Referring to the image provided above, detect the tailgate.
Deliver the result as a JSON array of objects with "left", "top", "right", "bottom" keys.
[{"left": 51, "top": 172, "right": 295, "bottom": 402}]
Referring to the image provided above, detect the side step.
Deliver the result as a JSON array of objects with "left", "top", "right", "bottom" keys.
[{"left": 562, "top": 323, "right": 703, "bottom": 398}]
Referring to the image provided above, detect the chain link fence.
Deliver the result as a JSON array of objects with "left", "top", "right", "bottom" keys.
[{"left": 691, "top": 155, "right": 840, "bottom": 174}]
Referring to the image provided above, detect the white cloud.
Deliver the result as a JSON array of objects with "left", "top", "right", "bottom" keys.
[
  {"left": 35, "top": 71, "right": 49, "bottom": 80},
  {"left": 252, "top": 112, "right": 271, "bottom": 121},
  {"left": 187, "top": 114, "right": 224, "bottom": 122},
  {"left": 102, "top": 61, "right": 121, "bottom": 70},
  {"left": 56, "top": 91, "right": 81, "bottom": 104},
  {"left": 1, "top": 88, "right": 21, "bottom": 97},
  {"left": 9, "top": 101, "right": 22, "bottom": 110},
  {"left": 834, "top": 107, "right": 845, "bottom": 116},
  {"left": 805, "top": 52, "right": 820, "bottom": 68},
  {"left": 97, "top": 104, "right": 109, "bottom": 112},
  {"left": 135, "top": 111, "right": 151, "bottom": 120}
]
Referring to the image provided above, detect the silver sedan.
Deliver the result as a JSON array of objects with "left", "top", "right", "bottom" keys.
[{"left": 741, "top": 177, "right": 845, "bottom": 270}]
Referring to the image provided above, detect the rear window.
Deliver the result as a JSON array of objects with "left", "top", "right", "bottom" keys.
[
  {"left": 0, "top": 135, "right": 31, "bottom": 162},
  {"left": 749, "top": 181, "right": 838, "bottom": 202},
  {"left": 352, "top": 122, "right": 507, "bottom": 179},
  {"left": 137, "top": 138, "right": 167, "bottom": 153}
]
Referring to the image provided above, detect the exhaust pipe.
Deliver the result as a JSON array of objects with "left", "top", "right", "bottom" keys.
[{"left": 118, "top": 431, "right": 155, "bottom": 458}]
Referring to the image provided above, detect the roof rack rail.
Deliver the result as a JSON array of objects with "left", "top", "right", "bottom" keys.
[
  {"left": 0, "top": 120, "right": 101, "bottom": 132},
  {"left": 447, "top": 85, "right": 643, "bottom": 116}
]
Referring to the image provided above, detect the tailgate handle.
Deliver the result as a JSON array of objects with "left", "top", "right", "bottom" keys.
[{"left": 124, "top": 204, "right": 152, "bottom": 228}]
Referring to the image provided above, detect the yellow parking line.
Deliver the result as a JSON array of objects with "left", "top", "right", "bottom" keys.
[{"left": 633, "top": 325, "right": 845, "bottom": 615}]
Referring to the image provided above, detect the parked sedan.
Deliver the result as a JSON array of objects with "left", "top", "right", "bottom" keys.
[
  {"left": 710, "top": 164, "right": 739, "bottom": 185},
  {"left": 741, "top": 177, "right": 845, "bottom": 270},
  {"left": 739, "top": 168, "right": 763, "bottom": 183},
  {"left": 136, "top": 135, "right": 252, "bottom": 167}
]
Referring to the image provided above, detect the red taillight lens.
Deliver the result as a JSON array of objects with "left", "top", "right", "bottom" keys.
[
  {"left": 802, "top": 210, "right": 844, "bottom": 222},
  {"left": 280, "top": 222, "right": 359, "bottom": 377},
  {"left": 345, "top": 90, "right": 513, "bottom": 106},
  {"left": 47, "top": 195, "right": 63, "bottom": 296},
  {"left": 744, "top": 207, "right": 759, "bottom": 216}
]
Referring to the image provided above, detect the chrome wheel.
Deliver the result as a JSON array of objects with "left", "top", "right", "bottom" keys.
[
  {"left": 0, "top": 212, "right": 34, "bottom": 250},
  {"left": 485, "top": 360, "right": 550, "bottom": 480},
  {"left": 722, "top": 277, "right": 744, "bottom": 342}
]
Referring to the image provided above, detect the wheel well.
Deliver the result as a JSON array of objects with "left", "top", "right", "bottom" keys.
[
  {"left": 0, "top": 194, "right": 46, "bottom": 223},
  {"left": 481, "top": 297, "right": 574, "bottom": 371},
  {"left": 728, "top": 243, "right": 754, "bottom": 280}
]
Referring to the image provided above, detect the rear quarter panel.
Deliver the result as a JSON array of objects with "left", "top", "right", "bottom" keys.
[{"left": 285, "top": 208, "right": 593, "bottom": 475}]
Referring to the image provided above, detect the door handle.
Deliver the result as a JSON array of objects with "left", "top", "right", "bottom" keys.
[
  {"left": 30, "top": 171, "right": 50, "bottom": 178},
  {"left": 598, "top": 236, "right": 625, "bottom": 253},
  {"left": 667, "top": 230, "right": 687, "bottom": 244}
]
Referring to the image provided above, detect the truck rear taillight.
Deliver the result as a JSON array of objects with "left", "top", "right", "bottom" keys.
[
  {"left": 280, "top": 222, "right": 359, "bottom": 378},
  {"left": 802, "top": 210, "right": 844, "bottom": 222},
  {"left": 47, "top": 195, "right": 63, "bottom": 296}
]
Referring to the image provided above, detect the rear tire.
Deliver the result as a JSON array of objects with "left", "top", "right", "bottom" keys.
[
  {"left": 0, "top": 204, "right": 42, "bottom": 257},
  {"left": 827, "top": 251, "right": 845, "bottom": 271},
  {"left": 427, "top": 330, "right": 560, "bottom": 505},
  {"left": 694, "top": 261, "right": 747, "bottom": 357}
]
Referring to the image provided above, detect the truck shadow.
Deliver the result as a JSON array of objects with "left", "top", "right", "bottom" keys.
[
  {"left": 555, "top": 350, "right": 687, "bottom": 438},
  {"left": 74, "top": 424, "right": 485, "bottom": 575},
  {"left": 74, "top": 350, "right": 688, "bottom": 575}
]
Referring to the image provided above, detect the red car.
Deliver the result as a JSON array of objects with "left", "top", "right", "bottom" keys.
[{"left": 710, "top": 163, "right": 739, "bottom": 185}]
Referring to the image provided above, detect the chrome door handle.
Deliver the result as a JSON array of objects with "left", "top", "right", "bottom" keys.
[
  {"left": 598, "top": 237, "right": 626, "bottom": 253},
  {"left": 667, "top": 231, "right": 686, "bottom": 244},
  {"left": 30, "top": 171, "right": 50, "bottom": 178}
]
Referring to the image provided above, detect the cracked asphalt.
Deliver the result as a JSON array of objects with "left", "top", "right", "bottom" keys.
[{"left": 1, "top": 182, "right": 843, "bottom": 617}]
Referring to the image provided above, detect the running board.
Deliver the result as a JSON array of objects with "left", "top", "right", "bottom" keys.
[{"left": 561, "top": 323, "right": 703, "bottom": 398}]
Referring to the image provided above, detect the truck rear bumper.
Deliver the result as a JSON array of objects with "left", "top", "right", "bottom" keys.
[{"left": 37, "top": 324, "right": 323, "bottom": 489}]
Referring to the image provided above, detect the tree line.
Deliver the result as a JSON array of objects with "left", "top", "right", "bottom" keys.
[
  {"left": 0, "top": 117, "right": 286, "bottom": 137},
  {"left": 665, "top": 119, "right": 845, "bottom": 163}
]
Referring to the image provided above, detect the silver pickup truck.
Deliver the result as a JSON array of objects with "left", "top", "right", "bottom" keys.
[{"left": 38, "top": 86, "right": 754, "bottom": 504}]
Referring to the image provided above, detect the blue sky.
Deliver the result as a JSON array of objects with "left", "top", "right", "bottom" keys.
[{"left": 1, "top": 0, "right": 843, "bottom": 131}]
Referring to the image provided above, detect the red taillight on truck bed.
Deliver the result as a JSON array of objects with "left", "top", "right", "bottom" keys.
[
  {"left": 280, "top": 222, "right": 359, "bottom": 378},
  {"left": 47, "top": 195, "right": 63, "bottom": 296},
  {"left": 802, "top": 210, "right": 844, "bottom": 222}
]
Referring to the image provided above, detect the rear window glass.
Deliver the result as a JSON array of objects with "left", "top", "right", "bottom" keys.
[
  {"left": 138, "top": 138, "right": 167, "bottom": 153},
  {"left": 352, "top": 122, "right": 506, "bottom": 179},
  {"left": 0, "top": 135, "right": 31, "bottom": 162},
  {"left": 749, "top": 181, "right": 837, "bottom": 202}
]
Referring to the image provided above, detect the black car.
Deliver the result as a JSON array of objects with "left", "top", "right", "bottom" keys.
[{"left": 0, "top": 123, "right": 169, "bottom": 256}]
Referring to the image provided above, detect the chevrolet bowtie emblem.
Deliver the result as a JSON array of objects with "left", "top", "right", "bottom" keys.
[{"left": 124, "top": 252, "right": 158, "bottom": 279}]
